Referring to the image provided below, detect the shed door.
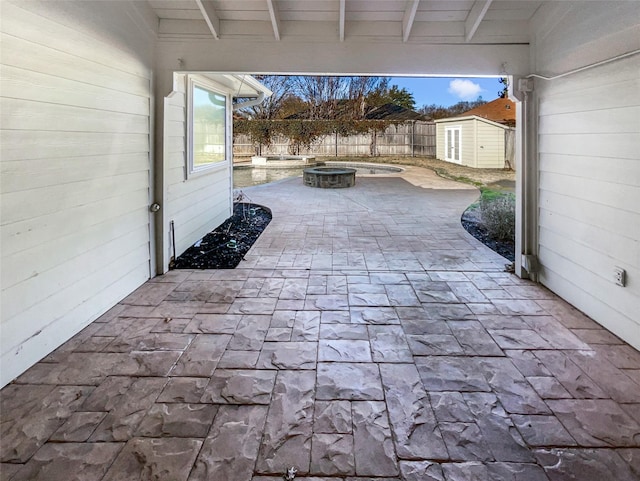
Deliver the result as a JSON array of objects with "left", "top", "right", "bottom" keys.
[{"left": 445, "top": 126, "right": 462, "bottom": 164}]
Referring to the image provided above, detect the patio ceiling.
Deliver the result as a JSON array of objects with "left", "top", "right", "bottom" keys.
[{"left": 148, "top": 0, "right": 543, "bottom": 44}]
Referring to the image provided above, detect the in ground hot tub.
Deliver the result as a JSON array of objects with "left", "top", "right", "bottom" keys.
[
  {"left": 251, "top": 155, "right": 315, "bottom": 166},
  {"left": 303, "top": 166, "right": 356, "bottom": 188}
]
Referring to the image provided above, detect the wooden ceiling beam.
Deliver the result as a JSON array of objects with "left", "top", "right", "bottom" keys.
[
  {"left": 266, "top": 0, "right": 281, "bottom": 40},
  {"left": 195, "top": 0, "right": 220, "bottom": 39},
  {"left": 402, "top": 0, "right": 420, "bottom": 43},
  {"left": 465, "top": 0, "right": 493, "bottom": 42}
]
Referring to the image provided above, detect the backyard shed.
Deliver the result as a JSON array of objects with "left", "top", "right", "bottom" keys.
[
  {"left": 435, "top": 115, "right": 510, "bottom": 168},
  {"left": 435, "top": 97, "right": 515, "bottom": 168}
]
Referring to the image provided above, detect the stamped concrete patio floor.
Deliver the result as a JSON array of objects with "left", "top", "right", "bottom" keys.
[{"left": 2, "top": 168, "right": 640, "bottom": 481}]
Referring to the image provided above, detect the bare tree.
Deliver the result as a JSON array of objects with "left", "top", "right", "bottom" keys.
[
  {"left": 238, "top": 75, "right": 293, "bottom": 119},
  {"left": 293, "top": 76, "right": 343, "bottom": 119},
  {"left": 292, "top": 76, "right": 388, "bottom": 119},
  {"left": 346, "top": 76, "right": 387, "bottom": 118}
]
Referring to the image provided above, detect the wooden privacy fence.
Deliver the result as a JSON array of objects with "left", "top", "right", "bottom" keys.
[{"left": 233, "top": 121, "right": 436, "bottom": 157}]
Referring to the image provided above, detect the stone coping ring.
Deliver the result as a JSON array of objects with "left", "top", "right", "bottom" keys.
[{"left": 303, "top": 167, "right": 356, "bottom": 188}]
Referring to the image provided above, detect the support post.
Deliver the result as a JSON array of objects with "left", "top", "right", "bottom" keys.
[{"left": 511, "top": 77, "right": 538, "bottom": 281}]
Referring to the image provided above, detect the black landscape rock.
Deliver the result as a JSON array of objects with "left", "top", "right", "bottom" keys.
[{"left": 173, "top": 203, "right": 272, "bottom": 269}]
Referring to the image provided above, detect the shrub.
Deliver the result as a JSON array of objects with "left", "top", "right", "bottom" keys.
[{"left": 480, "top": 192, "right": 515, "bottom": 241}]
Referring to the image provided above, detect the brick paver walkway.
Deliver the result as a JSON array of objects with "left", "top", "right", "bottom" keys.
[{"left": 2, "top": 168, "right": 640, "bottom": 481}]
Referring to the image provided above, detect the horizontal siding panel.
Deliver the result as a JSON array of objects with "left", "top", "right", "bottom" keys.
[
  {"left": 2, "top": 98, "right": 149, "bottom": 134},
  {"left": 170, "top": 183, "right": 230, "bottom": 226},
  {"left": 166, "top": 136, "right": 185, "bottom": 155},
  {"left": 533, "top": 11, "right": 640, "bottom": 352},
  {"left": 175, "top": 204, "right": 231, "bottom": 257},
  {"left": 0, "top": 260, "right": 149, "bottom": 386},
  {"left": 166, "top": 106, "right": 185, "bottom": 123},
  {"left": 0, "top": 34, "right": 150, "bottom": 97},
  {"left": 2, "top": 208, "right": 149, "bottom": 289},
  {"left": 538, "top": 133, "right": 638, "bottom": 160},
  {"left": 1, "top": 244, "right": 150, "bottom": 354},
  {"left": 168, "top": 165, "right": 230, "bottom": 199},
  {"left": 539, "top": 153, "right": 640, "bottom": 187},
  {"left": 539, "top": 106, "right": 639, "bottom": 135},
  {"left": 538, "top": 80, "right": 640, "bottom": 116},
  {"left": 539, "top": 171, "right": 640, "bottom": 214},
  {"left": 1, "top": 188, "right": 150, "bottom": 257},
  {"left": 168, "top": 94, "right": 186, "bottom": 108},
  {"left": 538, "top": 190, "right": 639, "bottom": 240},
  {"left": 538, "top": 240, "right": 639, "bottom": 328},
  {"left": 539, "top": 209, "right": 639, "bottom": 268},
  {"left": 2, "top": 2, "right": 151, "bottom": 79},
  {"left": 1, "top": 153, "right": 149, "bottom": 193},
  {"left": 1, "top": 0, "right": 153, "bottom": 387},
  {"left": 0, "top": 130, "right": 149, "bottom": 161},
  {"left": 1, "top": 226, "right": 150, "bottom": 328},
  {"left": 1, "top": 65, "right": 149, "bottom": 116},
  {"left": 539, "top": 254, "right": 640, "bottom": 351},
  {"left": 2, "top": 171, "right": 150, "bottom": 225},
  {"left": 166, "top": 163, "right": 187, "bottom": 185},
  {"left": 534, "top": 54, "right": 640, "bottom": 98}
]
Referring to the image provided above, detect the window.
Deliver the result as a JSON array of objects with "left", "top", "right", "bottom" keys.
[
  {"left": 445, "top": 125, "right": 462, "bottom": 164},
  {"left": 187, "top": 78, "right": 228, "bottom": 175}
]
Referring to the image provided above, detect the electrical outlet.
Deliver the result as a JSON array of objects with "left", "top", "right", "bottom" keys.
[{"left": 613, "top": 266, "right": 626, "bottom": 287}]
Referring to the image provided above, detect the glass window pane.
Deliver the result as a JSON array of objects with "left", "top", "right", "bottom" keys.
[{"left": 193, "top": 85, "right": 226, "bottom": 168}]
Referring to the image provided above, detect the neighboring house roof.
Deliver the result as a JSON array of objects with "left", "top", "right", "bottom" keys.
[{"left": 459, "top": 97, "right": 516, "bottom": 126}]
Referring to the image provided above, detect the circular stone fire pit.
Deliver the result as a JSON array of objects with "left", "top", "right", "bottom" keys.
[{"left": 303, "top": 167, "right": 356, "bottom": 188}]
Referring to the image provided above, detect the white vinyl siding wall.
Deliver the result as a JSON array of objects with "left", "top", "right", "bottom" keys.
[
  {"left": 460, "top": 122, "right": 475, "bottom": 167},
  {"left": 476, "top": 120, "right": 506, "bottom": 168},
  {"left": 0, "top": 1, "right": 154, "bottom": 386},
  {"left": 164, "top": 74, "right": 233, "bottom": 262},
  {"left": 531, "top": 2, "right": 640, "bottom": 349}
]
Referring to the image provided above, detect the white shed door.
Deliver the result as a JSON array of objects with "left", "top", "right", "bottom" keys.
[{"left": 445, "top": 126, "right": 462, "bottom": 164}]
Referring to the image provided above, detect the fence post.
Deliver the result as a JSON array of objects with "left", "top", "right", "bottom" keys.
[{"left": 411, "top": 121, "right": 415, "bottom": 157}]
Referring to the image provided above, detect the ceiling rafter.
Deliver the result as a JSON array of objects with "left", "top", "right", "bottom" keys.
[
  {"left": 465, "top": 0, "right": 493, "bottom": 42},
  {"left": 339, "top": 0, "right": 346, "bottom": 42},
  {"left": 195, "top": 0, "right": 220, "bottom": 40},
  {"left": 402, "top": 0, "right": 420, "bottom": 43},
  {"left": 266, "top": 0, "right": 281, "bottom": 40}
]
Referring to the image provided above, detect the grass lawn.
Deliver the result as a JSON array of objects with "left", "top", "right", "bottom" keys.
[{"left": 317, "top": 155, "right": 515, "bottom": 192}]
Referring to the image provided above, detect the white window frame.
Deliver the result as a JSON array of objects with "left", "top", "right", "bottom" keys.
[
  {"left": 445, "top": 125, "right": 462, "bottom": 164},
  {"left": 186, "top": 76, "right": 231, "bottom": 178}
]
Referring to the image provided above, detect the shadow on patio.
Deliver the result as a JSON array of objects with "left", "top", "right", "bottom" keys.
[{"left": 2, "top": 167, "right": 640, "bottom": 481}]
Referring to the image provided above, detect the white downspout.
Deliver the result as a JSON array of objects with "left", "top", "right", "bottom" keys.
[
  {"left": 233, "top": 92, "right": 266, "bottom": 111},
  {"left": 511, "top": 76, "right": 538, "bottom": 280}
]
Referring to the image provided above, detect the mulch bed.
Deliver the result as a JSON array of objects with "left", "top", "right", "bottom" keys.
[
  {"left": 461, "top": 210, "right": 515, "bottom": 262},
  {"left": 172, "top": 203, "right": 272, "bottom": 269}
]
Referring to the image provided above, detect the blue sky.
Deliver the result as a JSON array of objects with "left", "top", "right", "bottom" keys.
[{"left": 388, "top": 77, "right": 503, "bottom": 108}]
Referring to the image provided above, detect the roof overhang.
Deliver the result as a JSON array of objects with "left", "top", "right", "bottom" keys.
[{"left": 434, "top": 115, "right": 511, "bottom": 129}]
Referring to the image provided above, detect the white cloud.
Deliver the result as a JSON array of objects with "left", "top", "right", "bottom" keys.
[{"left": 448, "top": 79, "right": 483, "bottom": 100}]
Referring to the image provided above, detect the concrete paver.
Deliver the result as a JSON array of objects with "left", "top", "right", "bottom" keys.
[{"left": 2, "top": 169, "right": 640, "bottom": 481}]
